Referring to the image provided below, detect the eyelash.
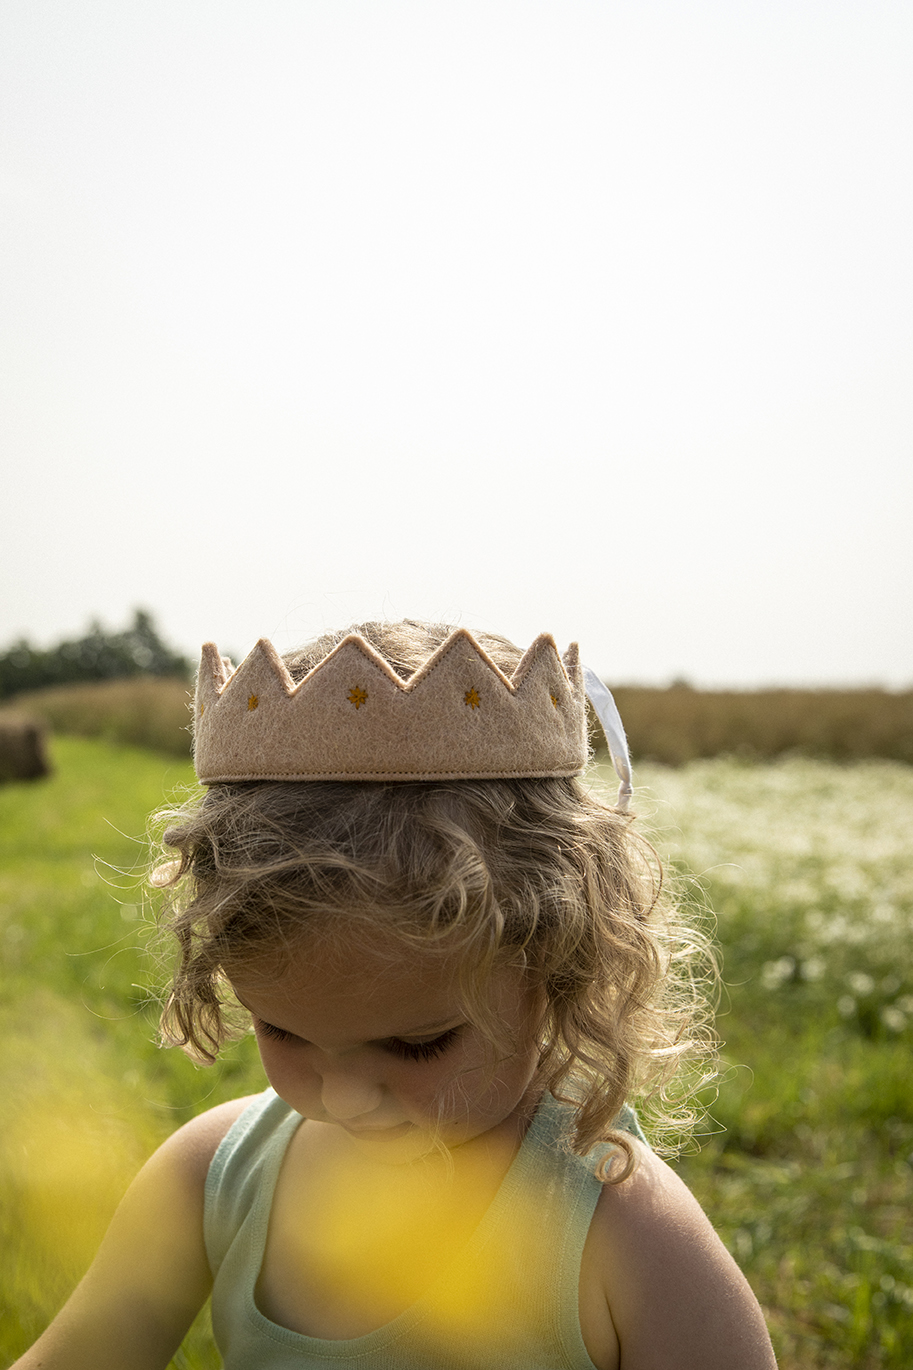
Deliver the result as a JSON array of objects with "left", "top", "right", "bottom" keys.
[
  {"left": 258, "top": 1020, "right": 296, "bottom": 1043},
  {"left": 256, "top": 1020, "right": 460, "bottom": 1061},
  {"left": 384, "top": 1028, "right": 460, "bottom": 1061}
]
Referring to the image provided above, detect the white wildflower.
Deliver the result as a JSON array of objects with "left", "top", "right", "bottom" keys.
[
  {"left": 761, "top": 957, "right": 796, "bottom": 990},
  {"left": 586, "top": 758, "right": 913, "bottom": 979}
]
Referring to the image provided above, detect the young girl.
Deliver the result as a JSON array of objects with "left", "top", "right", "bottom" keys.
[{"left": 14, "top": 619, "right": 777, "bottom": 1370}]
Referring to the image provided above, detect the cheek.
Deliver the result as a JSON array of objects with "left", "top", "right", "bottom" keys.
[
  {"left": 436, "top": 1031, "right": 539, "bottom": 1110},
  {"left": 376, "top": 1056, "right": 457, "bottom": 1108},
  {"left": 255, "top": 1036, "right": 321, "bottom": 1099}
]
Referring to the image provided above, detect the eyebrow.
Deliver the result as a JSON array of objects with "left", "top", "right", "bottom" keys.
[
  {"left": 232, "top": 992, "right": 462, "bottom": 1041},
  {"left": 386, "top": 1018, "right": 463, "bottom": 1039}
]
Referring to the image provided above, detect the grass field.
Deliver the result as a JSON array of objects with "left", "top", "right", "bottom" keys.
[{"left": 1, "top": 738, "right": 911, "bottom": 1368}]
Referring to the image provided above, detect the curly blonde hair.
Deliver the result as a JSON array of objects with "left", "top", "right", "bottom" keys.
[{"left": 153, "top": 620, "right": 715, "bottom": 1179}]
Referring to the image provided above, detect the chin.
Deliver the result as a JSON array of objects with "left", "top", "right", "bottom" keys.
[{"left": 339, "top": 1123, "right": 449, "bottom": 1166}]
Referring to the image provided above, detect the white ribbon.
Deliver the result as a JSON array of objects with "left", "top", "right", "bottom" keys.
[{"left": 582, "top": 664, "right": 633, "bottom": 811}]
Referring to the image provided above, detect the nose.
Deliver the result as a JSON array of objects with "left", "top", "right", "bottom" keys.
[{"left": 319, "top": 1069, "right": 384, "bottom": 1121}]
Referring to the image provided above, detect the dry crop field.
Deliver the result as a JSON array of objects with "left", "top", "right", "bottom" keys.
[
  {"left": 1, "top": 733, "right": 911, "bottom": 1368},
  {"left": 6, "top": 674, "right": 913, "bottom": 766}
]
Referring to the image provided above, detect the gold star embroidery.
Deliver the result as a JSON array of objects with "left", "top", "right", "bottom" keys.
[
  {"left": 464, "top": 687, "right": 481, "bottom": 710},
  {"left": 247, "top": 694, "right": 259, "bottom": 711},
  {"left": 200, "top": 703, "right": 205, "bottom": 716},
  {"left": 348, "top": 686, "right": 368, "bottom": 710},
  {"left": 550, "top": 693, "right": 558, "bottom": 708}
]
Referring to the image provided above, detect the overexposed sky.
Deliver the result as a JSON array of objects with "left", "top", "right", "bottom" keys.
[{"left": 2, "top": 1, "right": 911, "bottom": 686}]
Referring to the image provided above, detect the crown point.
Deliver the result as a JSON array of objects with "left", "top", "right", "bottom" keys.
[{"left": 200, "top": 641, "right": 229, "bottom": 689}]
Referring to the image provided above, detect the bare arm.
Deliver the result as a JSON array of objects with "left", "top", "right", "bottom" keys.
[
  {"left": 11, "top": 1097, "right": 257, "bottom": 1370},
  {"left": 592, "top": 1145, "right": 777, "bottom": 1370}
]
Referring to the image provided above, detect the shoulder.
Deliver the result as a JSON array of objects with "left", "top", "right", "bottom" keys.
[
  {"left": 586, "top": 1143, "right": 777, "bottom": 1370},
  {"left": 152, "top": 1093, "right": 262, "bottom": 1187},
  {"left": 103, "top": 1093, "right": 264, "bottom": 1247},
  {"left": 78, "top": 1096, "right": 264, "bottom": 1319}
]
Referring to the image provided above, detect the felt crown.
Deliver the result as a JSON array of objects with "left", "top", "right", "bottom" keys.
[{"left": 193, "top": 630, "right": 588, "bottom": 783}]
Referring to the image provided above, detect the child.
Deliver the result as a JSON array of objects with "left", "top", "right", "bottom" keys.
[{"left": 14, "top": 620, "right": 777, "bottom": 1370}]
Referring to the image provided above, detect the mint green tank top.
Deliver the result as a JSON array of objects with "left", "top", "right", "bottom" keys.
[{"left": 204, "top": 1089, "right": 646, "bottom": 1369}]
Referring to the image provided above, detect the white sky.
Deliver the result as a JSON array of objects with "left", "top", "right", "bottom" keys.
[{"left": 1, "top": 1, "right": 911, "bottom": 686}]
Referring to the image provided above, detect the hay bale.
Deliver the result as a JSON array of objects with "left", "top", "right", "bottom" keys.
[{"left": 0, "top": 714, "right": 51, "bottom": 782}]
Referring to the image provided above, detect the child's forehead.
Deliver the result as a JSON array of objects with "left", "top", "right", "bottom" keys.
[
  {"left": 234, "top": 928, "right": 477, "bottom": 997},
  {"left": 228, "top": 930, "right": 531, "bottom": 1027}
]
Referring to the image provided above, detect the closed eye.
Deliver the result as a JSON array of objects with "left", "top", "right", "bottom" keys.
[
  {"left": 382, "top": 1027, "right": 461, "bottom": 1061},
  {"left": 255, "top": 1020, "right": 462, "bottom": 1059},
  {"left": 257, "top": 1019, "right": 297, "bottom": 1043}
]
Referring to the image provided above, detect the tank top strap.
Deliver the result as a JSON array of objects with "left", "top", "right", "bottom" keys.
[
  {"left": 454, "top": 1090, "right": 615, "bottom": 1367},
  {"left": 204, "top": 1089, "right": 300, "bottom": 1276}
]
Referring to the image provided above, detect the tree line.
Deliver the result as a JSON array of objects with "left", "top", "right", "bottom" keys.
[{"left": 0, "top": 610, "right": 191, "bottom": 700}]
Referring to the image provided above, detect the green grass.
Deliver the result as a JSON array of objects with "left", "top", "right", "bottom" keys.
[
  {"left": 2, "top": 741, "right": 911, "bottom": 1367},
  {"left": 0, "top": 738, "right": 265, "bottom": 1368}
]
